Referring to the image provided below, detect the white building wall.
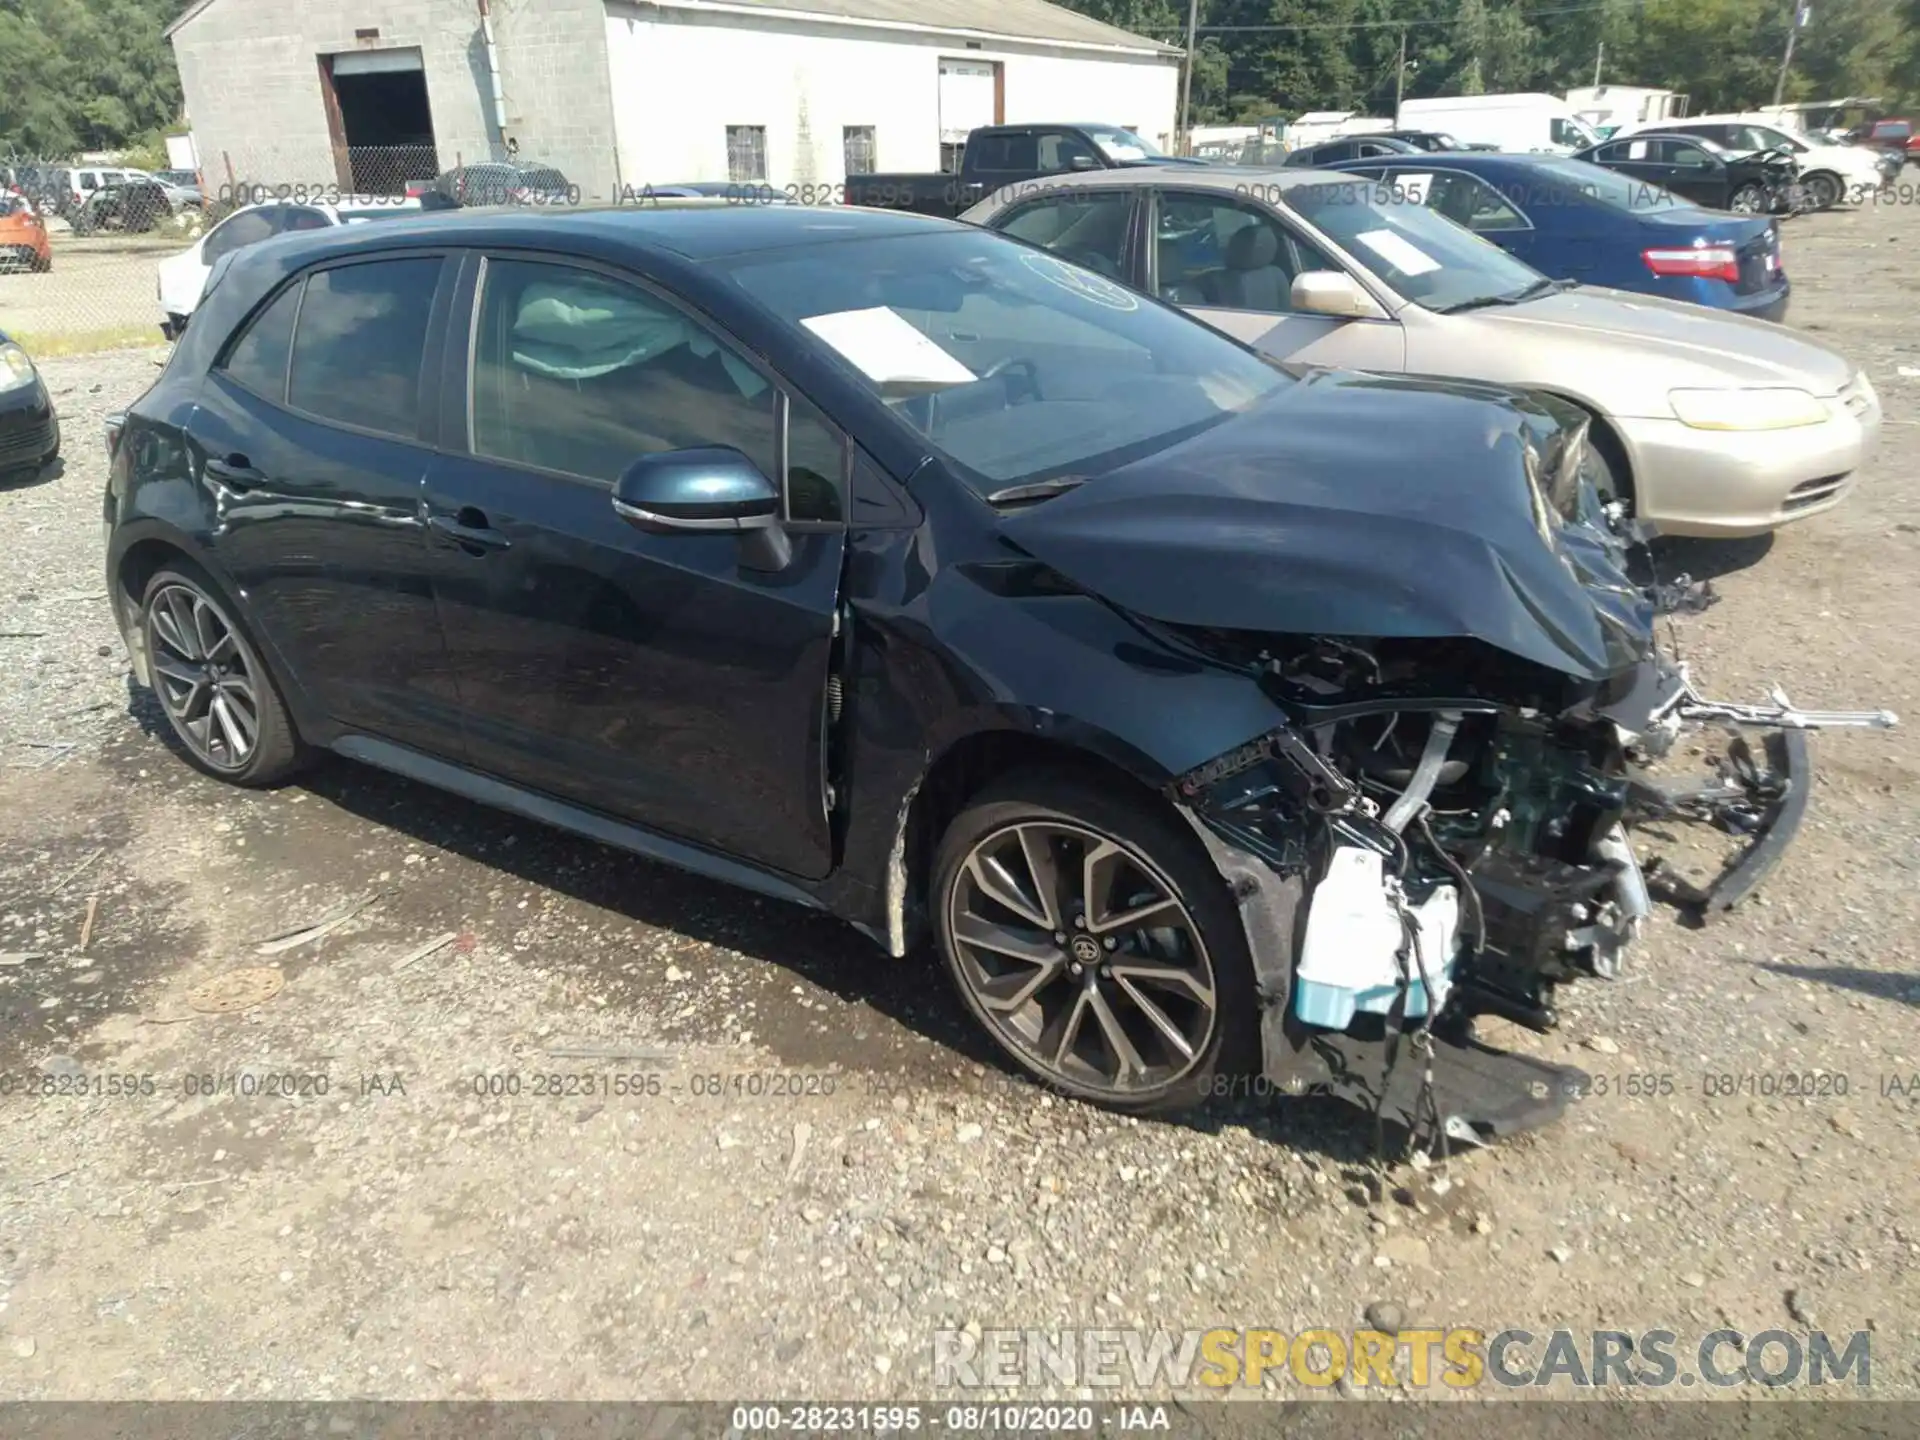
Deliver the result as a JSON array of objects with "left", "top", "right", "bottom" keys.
[{"left": 602, "top": 6, "right": 1180, "bottom": 191}]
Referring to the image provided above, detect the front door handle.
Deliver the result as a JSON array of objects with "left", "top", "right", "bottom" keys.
[
  {"left": 428, "top": 510, "right": 512, "bottom": 552},
  {"left": 205, "top": 454, "right": 265, "bottom": 489}
]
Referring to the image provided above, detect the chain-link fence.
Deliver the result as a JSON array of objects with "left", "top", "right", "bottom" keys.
[{"left": 0, "top": 145, "right": 503, "bottom": 355}]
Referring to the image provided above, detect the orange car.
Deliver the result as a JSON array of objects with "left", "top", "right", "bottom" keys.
[{"left": 0, "top": 193, "right": 52, "bottom": 272}]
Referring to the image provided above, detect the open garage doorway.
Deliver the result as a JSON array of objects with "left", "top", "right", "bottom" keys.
[{"left": 319, "top": 48, "right": 440, "bottom": 194}]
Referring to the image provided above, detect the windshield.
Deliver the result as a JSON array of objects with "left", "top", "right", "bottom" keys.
[
  {"left": 727, "top": 230, "right": 1285, "bottom": 489},
  {"left": 1085, "top": 127, "right": 1168, "bottom": 162},
  {"left": 1282, "top": 178, "right": 1545, "bottom": 311},
  {"left": 1551, "top": 116, "right": 1602, "bottom": 149}
]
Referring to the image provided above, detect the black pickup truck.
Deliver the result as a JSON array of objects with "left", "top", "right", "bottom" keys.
[{"left": 845, "top": 123, "right": 1210, "bottom": 218}]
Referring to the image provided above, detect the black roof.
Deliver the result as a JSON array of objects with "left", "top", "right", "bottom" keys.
[{"left": 248, "top": 200, "right": 961, "bottom": 266}]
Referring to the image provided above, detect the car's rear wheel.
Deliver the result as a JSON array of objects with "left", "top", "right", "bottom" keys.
[
  {"left": 931, "top": 771, "right": 1259, "bottom": 1115},
  {"left": 1729, "top": 183, "right": 1767, "bottom": 214},
  {"left": 140, "top": 564, "right": 305, "bottom": 786},
  {"left": 1802, "top": 171, "right": 1842, "bottom": 210}
]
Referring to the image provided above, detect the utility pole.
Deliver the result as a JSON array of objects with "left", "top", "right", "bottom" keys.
[
  {"left": 1593, "top": 41, "right": 1604, "bottom": 87},
  {"left": 1179, "top": 0, "right": 1199, "bottom": 155},
  {"left": 1773, "top": 3, "right": 1806, "bottom": 107},
  {"left": 1395, "top": 29, "right": 1408, "bottom": 117}
]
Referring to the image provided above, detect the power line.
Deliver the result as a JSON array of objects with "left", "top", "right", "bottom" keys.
[{"left": 1138, "top": 0, "right": 1647, "bottom": 34}]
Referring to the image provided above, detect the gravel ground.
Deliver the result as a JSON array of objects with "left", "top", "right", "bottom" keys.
[{"left": 0, "top": 201, "right": 1916, "bottom": 1405}]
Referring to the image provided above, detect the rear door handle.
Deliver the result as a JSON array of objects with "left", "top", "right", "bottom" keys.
[
  {"left": 428, "top": 510, "right": 512, "bottom": 552},
  {"left": 205, "top": 455, "right": 265, "bottom": 489}
]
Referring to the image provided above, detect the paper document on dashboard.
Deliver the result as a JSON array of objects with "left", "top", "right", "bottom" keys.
[{"left": 802, "top": 307, "right": 976, "bottom": 386}]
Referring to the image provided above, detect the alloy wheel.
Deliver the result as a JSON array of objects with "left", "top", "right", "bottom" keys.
[
  {"left": 947, "top": 821, "right": 1217, "bottom": 1097},
  {"left": 146, "top": 581, "right": 262, "bottom": 772}
]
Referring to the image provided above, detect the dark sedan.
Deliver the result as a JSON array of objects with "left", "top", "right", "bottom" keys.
[
  {"left": 0, "top": 328, "right": 59, "bottom": 475},
  {"left": 104, "top": 204, "right": 1834, "bottom": 1144},
  {"left": 413, "top": 161, "right": 579, "bottom": 210},
  {"left": 1572, "top": 132, "right": 1799, "bottom": 214},
  {"left": 1281, "top": 135, "right": 1421, "bottom": 167}
]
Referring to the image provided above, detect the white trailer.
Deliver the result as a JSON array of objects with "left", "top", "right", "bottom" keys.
[
  {"left": 1396, "top": 93, "right": 1602, "bottom": 153},
  {"left": 1564, "top": 85, "right": 1689, "bottom": 136}
]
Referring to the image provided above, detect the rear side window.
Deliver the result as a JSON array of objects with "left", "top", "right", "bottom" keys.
[
  {"left": 220, "top": 283, "right": 303, "bottom": 401},
  {"left": 288, "top": 258, "right": 442, "bottom": 438}
]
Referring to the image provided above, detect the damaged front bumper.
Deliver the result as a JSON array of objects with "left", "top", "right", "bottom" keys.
[{"left": 1172, "top": 653, "right": 1897, "bottom": 1152}]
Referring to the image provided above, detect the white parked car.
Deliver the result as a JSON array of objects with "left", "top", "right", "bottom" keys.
[
  {"left": 157, "top": 196, "right": 420, "bottom": 339},
  {"left": 1609, "top": 114, "right": 1894, "bottom": 210}
]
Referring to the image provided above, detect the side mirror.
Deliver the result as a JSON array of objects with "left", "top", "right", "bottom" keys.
[
  {"left": 611, "top": 447, "right": 792, "bottom": 571},
  {"left": 1068, "top": 154, "right": 1100, "bottom": 172},
  {"left": 612, "top": 447, "right": 779, "bottom": 531},
  {"left": 1290, "top": 270, "right": 1384, "bottom": 319}
]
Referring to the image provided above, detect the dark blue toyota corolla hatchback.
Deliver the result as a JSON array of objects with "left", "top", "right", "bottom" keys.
[
  {"left": 1322, "top": 151, "right": 1789, "bottom": 320},
  {"left": 104, "top": 201, "right": 1718, "bottom": 1146}
]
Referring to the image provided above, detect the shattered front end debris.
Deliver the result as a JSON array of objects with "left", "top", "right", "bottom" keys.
[{"left": 1167, "top": 634, "right": 1896, "bottom": 1153}]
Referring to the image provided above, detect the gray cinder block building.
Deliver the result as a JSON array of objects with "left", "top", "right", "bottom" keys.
[{"left": 165, "top": 0, "right": 1182, "bottom": 202}]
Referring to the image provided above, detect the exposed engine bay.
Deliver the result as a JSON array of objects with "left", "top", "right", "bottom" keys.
[{"left": 1147, "top": 412, "right": 1897, "bottom": 1153}]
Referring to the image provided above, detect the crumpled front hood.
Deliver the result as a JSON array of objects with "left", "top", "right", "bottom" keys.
[{"left": 998, "top": 368, "right": 1654, "bottom": 683}]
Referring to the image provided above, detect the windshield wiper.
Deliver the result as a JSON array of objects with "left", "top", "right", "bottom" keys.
[
  {"left": 1436, "top": 276, "right": 1575, "bottom": 314},
  {"left": 985, "top": 476, "right": 1088, "bottom": 506}
]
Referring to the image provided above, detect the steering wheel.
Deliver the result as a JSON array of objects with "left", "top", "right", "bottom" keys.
[{"left": 979, "top": 356, "right": 1042, "bottom": 404}]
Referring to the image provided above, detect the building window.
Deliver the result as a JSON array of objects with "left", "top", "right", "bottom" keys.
[
  {"left": 726, "top": 125, "right": 768, "bottom": 183},
  {"left": 843, "top": 126, "right": 876, "bottom": 176}
]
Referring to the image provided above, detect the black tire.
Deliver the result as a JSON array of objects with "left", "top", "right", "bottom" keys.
[
  {"left": 1729, "top": 183, "right": 1766, "bottom": 214},
  {"left": 139, "top": 561, "right": 307, "bottom": 787},
  {"left": 931, "top": 768, "right": 1259, "bottom": 1116},
  {"left": 1802, "top": 171, "right": 1842, "bottom": 211},
  {"left": 1579, "top": 433, "right": 1627, "bottom": 513}
]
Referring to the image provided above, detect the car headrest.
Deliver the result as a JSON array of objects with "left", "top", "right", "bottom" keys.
[{"left": 1224, "top": 223, "right": 1280, "bottom": 271}]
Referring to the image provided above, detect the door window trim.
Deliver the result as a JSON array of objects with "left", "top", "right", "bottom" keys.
[
  {"left": 224, "top": 250, "right": 456, "bottom": 447},
  {"left": 213, "top": 274, "right": 308, "bottom": 408},
  {"left": 458, "top": 250, "right": 849, "bottom": 531},
  {"left": 1145, "top": 185, "right": 1390, "bottom": 318}
]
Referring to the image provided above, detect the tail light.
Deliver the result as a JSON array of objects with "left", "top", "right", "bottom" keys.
[
  {"left": 404, "top": 181, "right": 427, "bottom": 199},
  {"left": 104, "top": 412, "right": 126, "bottom": 461},
  {"left": 1643, "top": 245, "right": 1739, "bottom": 284}
]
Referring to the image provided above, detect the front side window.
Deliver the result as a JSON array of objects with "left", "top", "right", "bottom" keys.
[
  {"left": 1424, "top": 172, "right": 1528, "bottom": 232},
  {"left": 785, "top": 396, "right": 846, "bottom": 523},
  {"left": 1036, "top": 131, "right": 1101, "bottom": 172},
  {"left": 725, "top": 229, "right": 1287, "bottom": 490},
  {"left": 470, "top": 258, "right": 777, "bottom": 487},
  {"left": 288, "top": 257, "right": 442, "bottom": 438},
  {"left": 1155, "top": 193, "right": 1338, "bottom": 312},
  {"left": 219, "top": 282, "right": 303, "bottom": 401},
  {"left": 994, "top": 192, "right": 1131, "bottom": 280},
  {"left": 1663, "top": 141, "right": 1715, "bottom": 169}
]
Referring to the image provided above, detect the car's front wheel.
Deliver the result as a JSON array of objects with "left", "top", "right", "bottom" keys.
[
  {"left": 931, "top": 770, "right": 1259, "bottom": 1115},
  {"left": 1802, "top": 171, "right": 1843, "bottom": 210},
  {"left": 1729, "top": 182, "right": 1767, "bottom": 213},
  {"left": 140, "top": 564, "right": 306, "bottom": 786}
]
